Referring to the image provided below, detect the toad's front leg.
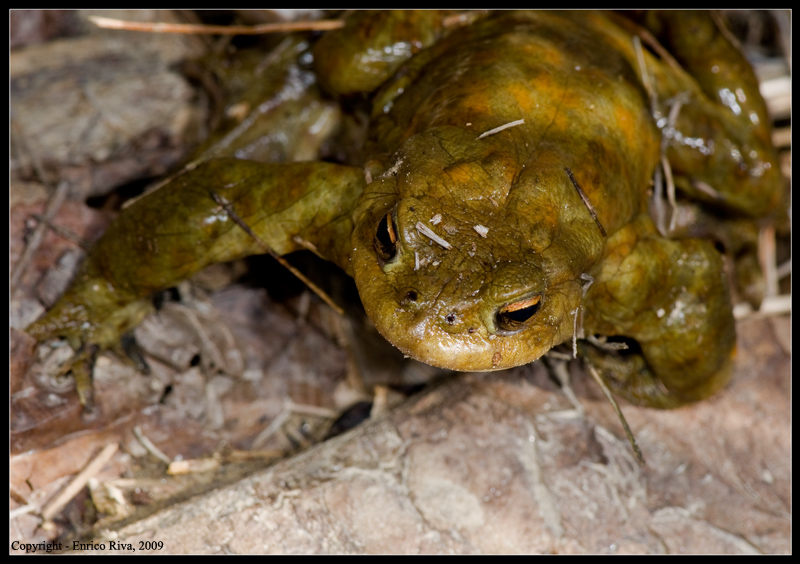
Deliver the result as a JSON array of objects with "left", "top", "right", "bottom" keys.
[
  {"left": 581, "top": 214, "right": 735, "bottom": 408},
  {"left": 26, "top": 158, "right": 365, "bottom": 408}
]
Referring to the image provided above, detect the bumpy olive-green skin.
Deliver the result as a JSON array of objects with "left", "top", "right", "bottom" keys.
[{"left": 27, "top": 11, "right": 782, "bottom": 408}]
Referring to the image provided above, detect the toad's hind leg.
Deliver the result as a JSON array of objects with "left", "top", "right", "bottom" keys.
[
  {"left": 625, "top": 11, "right": 783, "bottom": 218},
  {"left": 582, "top": 214, "right": 735, "bottom": 408}
]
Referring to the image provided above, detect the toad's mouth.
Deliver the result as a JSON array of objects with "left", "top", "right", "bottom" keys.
[{"left": 355, "top": 274, "right": 583, "bottom": 372}]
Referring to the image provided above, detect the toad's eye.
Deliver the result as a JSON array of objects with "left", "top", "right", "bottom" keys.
[
  {"left": 374, "top": 212, "right": 398, "bottom": 263},
  {"left": 495, "top": 294, "right": 542, "bottom": 334}
]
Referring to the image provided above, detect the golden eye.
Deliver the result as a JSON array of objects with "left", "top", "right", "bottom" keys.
[
  {"left": 374, "top": 211, "right": 398, "bottom": 263},
  {"left": 495, "top": 294, "right": 542, "bottom": 333}
]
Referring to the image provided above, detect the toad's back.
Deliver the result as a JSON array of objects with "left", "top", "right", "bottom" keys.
[
  {"left": 367, "top": 11, "right": 659, "bottom": 234},
  {"left": 350, "top": 11, "right": 661, "bottom": 372}
]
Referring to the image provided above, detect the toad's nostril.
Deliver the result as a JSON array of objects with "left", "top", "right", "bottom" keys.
[{"left": 401, "top": 289, "right": 419, "bottom": 303}]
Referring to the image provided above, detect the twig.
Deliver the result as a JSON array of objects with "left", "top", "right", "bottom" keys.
[
  {"left": 652, "top": 162, "right": 667, "bottom": 235},
  {"left": 133, "top": 426, "right": 172, "bottom": 465},
  {"left": 663, "top": 94, "right": 688, "bottom": 233},
  {"left": 88, "top": 15, "right": 344, "bottom": 35},
  {"left": 41, "top": 443, "right": 119, "bottom": 522},
  {"left": 30, "top": 213, "right": 92, "bottom": 250},
  {"left": 477, "top": 118, "right": 525, "bottom": 139},
  {"left": 733, "top": 294, "right": 791, "bottom": 320},
  {"left": 11, "top": 115, "right": 52, "bottom": 187},
  {"left": 632, "top": 35, "right": 655, "bottom": 110},
  {"left": 564, "top": 167, "right": 607, "bottom": 237},
  {"left": 10, "top": 180, "right": 71, "bottom": 295},
  {"left": 584, "top": 362, "right": 645, "bottom": 466},
  {"left": 416, "top": 221, "right": 453, "bottom": 249},
  {"left": 661, "top": 154, "right": 677, "bottom": 233},
  {"left": 209, "top": 190, "right": 344, "bottom": 316},
  {"left": 572, "top": 273, "right": 594, "bottom": 356},
  {"left": 252, "top": 409, "right": 292, "bottom": 450},
  {"left": 691, "top": 179, "right": 723, "bottom": 199},
  {"left": 758, "top": 224, "right": 778, "bottom": 298},
  {"left": 775, "top": 258, "right": 791, "bottom": 281},
  {"left": 543, "top": 356, "right": 585, "bottom": 418}
]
